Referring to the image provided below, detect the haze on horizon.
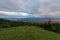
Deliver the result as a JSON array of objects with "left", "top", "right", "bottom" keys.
[{"left": 0, "top": 0, "right": 60, "bottom": 18}]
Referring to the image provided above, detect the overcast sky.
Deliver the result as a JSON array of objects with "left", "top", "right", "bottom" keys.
[{"left": 0, "top": 0, "right": 60, "bottom": 18}]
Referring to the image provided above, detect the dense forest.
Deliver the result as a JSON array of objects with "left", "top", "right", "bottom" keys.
[{"left": 0, "top": 19, "right": 60, "bottom": 33}]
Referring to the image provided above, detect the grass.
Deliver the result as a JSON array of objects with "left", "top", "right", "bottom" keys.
[{"left": 0, "top": 26, "right": 60, "bottom": 40}]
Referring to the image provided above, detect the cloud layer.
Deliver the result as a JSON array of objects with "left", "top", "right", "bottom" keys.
[
  {"left": 0, "top": 11, "right": 39, "bottom": 18},
  {"left": 0, "top": 0, "right": 60, "bottom": 18}
]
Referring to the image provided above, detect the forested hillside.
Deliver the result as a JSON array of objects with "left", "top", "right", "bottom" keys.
[{"left": 0, "top": 18, "right": 60, "bottom": 33}]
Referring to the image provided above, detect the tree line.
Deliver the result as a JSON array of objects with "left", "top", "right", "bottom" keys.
[{"left": 0, "top": 19, "right": 60, "bottom": 33}]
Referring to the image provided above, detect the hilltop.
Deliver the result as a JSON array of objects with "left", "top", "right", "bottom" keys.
[{"left": 0, "top": 26, "right": 60, "bottom": 40}]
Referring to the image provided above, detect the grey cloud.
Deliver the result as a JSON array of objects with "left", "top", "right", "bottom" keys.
[
  {"left": 0, "top": 0, "right": 39, "bottom": 13},
  {"left": 0, "top": 0, "right": 60, "bottom": 18}
]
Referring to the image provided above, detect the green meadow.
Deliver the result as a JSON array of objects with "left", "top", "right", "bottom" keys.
[
  {"left": 0, "top": 19, "right": 60, "bottom": 40},
  {"left": 0, "top": 26, "right": 60, "bottom": 40}
]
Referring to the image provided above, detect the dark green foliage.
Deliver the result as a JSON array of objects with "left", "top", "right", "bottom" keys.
[
  {"left": 40, "top": 20, "right": 60, "bottom": 33},
  {"left": 0, "top": 19, "right": 60, "bottom": 33}
]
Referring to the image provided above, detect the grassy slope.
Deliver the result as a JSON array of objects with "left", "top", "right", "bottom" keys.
[{"left": 0, "top": 26, "right": 60, "bottom": 40}]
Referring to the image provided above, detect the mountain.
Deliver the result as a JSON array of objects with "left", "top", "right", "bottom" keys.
[{"left": 2, "top": 17, "right": 60, "bottom": 23}]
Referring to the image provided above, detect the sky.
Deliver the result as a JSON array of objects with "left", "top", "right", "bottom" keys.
[{"left": 0, "top": 0, "right": 60, "bottom": 18}]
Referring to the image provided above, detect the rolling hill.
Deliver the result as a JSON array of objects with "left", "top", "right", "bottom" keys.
[{"left": 0, "top": 26, "right": 60, "bottom": 40}]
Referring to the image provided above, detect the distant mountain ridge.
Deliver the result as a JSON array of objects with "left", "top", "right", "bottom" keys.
[
  {"left": 1, "top": 17, "right": 60, "bottom": 22},
  {"left": 0, "top": 17, "right": 60, "bottom": 23}
]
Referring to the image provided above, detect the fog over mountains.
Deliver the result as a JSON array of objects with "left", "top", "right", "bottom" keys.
[{"left": 0, "top": 0, "right": 60, "bottom": 19}]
